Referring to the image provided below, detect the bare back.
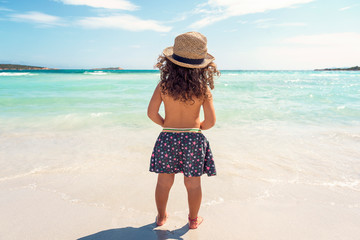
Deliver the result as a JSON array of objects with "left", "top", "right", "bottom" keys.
[
  {"left": 162, "top": 93, "right": 203, "bottom": 128},
  {"left": 147, "top": 84, "right": 216, "bottom": 130}
]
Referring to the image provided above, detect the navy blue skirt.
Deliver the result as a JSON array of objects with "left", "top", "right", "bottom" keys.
[{"left": 149, "top": 131, "right": 216, "bottom": 177}]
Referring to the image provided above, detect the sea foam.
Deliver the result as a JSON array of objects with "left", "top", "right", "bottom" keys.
[
  {"left": 84, "top": 71, "right": 108, "bottom": 75},
  {"left": 0, "top": 72, "right": 37, "bottom": 76}
]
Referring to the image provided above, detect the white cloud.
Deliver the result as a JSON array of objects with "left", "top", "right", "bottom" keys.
[
  {"left": 255, "top": 32, "right": 360, "bottom": 69},
  {"left": 190, "top": 0, "right": 314, "bottom": 28},
  {"left": 58, "top": 0, "right": 138, "bottom": 11},
  {"left": 10, "top": 11, "right": 64, "bottom": 26},
  {"left": 166, "top": 12, "right": 189, "bottom": 24},
  {"left": 252, "top": 18, "right": 306, "bottom": 28},
  {"left": 339, "top": 6, "right": 352, "bottom": 11},
  {"left": 0, "top": 6, "right": 12, "bottom": 11},
  {"left": 77, "top": 14, "right": 171, "bottom": 32},
  {"left": 255, "top": 21, "right": 306, "bottom": 28},
  {"left": 339, "top": 4, "right": 358, "bottom": 11},
  {"left": 189, "top": 15, "right": 228, "bottom": 29}
]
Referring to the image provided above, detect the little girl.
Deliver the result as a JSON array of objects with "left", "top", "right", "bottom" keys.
[{"left": 147, "top": 32, "right": 219, "bottom": 229}]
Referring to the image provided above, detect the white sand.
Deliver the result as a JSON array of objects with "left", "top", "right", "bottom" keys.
[
  {"left": 1, "top": 172, "right": 360, "bottom": 240},
  {"left": 1, "top": 127, "right": 360, "bottom": 239}
]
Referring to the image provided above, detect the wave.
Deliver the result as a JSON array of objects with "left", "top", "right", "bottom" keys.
[
  {"left": 0, "top": 165, "right": 83, "bottom": 182},
  {"left": 0, "top": 72, "right": 37, "bottom": 76},
  {"left": 90, "top": 112, "right": 112, "bottom": 118},
  {"left": 55, "top": 112, "right": 112, "bottom": 119},
  {"left": 84, "top": 71, "right": 108, "bottom": 75},
  {"left": 319, "top": 180, "right": 360, "bottom": 189},
  {"left": 260, "top": 177, "right": 360, "bottom": 191},
  {"left": 0, "top": 166, "right": 50, "bottom": 182},
  {"left": 310, "top": 73, "right": 340, "bottom": 77},
  {"left": 202, "top": 197, "right": 224, "bottom": 206}
]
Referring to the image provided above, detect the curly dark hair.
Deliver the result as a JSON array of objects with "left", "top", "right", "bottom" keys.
[{"left": 155, "top": 55, "right": 220, "bottom": 103}]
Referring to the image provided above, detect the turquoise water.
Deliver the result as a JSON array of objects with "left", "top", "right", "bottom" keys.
[{"left": 1, "top": 70, "right": 360, "bottom": 131}]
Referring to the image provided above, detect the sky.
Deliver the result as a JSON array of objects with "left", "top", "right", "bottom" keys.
[{"left": 0, "top": 0, "right": 359, "bottom": 70}]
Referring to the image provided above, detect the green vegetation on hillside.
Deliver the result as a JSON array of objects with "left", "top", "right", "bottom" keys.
[
  {"left": 315, "top": 66, "right": 360, "bottom": 71},
  {"left": 0, "top": 64, "right": 48, "bottom": 70}
]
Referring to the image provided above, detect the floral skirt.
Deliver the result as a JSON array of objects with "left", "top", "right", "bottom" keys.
[{"left": 149, "top": 128, "right": 216, "bottom": 177}]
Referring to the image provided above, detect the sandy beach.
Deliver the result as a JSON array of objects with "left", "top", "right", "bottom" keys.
[
  {"left": 1, "top": 126, "right": 360, "bottom": 240},
  {"left": 2, "top": 181, "right": 360, "bottom": 240},
  {"left": 2, "top": 180, "right": 360, "bottom": 239}
]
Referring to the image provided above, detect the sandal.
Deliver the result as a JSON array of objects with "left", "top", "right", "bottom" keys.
[{"left": 188, "top": 215, "right": 203, "bottom": 229}]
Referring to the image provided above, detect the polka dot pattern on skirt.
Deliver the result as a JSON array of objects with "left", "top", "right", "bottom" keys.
[{"left": 149, "top": 132, "right": 216, "bottom": 177}]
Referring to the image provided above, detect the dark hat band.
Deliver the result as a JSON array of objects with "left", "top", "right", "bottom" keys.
[{"left": 172, "top": 54, "right": 204, "bottom": 65}]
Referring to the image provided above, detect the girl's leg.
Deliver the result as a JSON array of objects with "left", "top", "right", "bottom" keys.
[
  {"left": 155, "top": 173, "right": 175, "bottom": 225},
  {"left": 184, "top": 176, "right": 202, "bottom": 219}
]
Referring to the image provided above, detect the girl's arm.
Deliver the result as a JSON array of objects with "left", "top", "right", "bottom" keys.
[
  {"left": 200, "top": 89, "right": 216, "bottom": 130},
  {"left": 147, "top": 84, "right": 164, "bottom": 126}
]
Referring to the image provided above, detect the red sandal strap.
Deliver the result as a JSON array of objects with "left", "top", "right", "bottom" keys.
[{"left": 188, "top": 216, "right": 198, "bottom": 222}]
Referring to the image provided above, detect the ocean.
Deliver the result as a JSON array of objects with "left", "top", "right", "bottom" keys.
[
  {"left": 2, "top": 70, "right": 359, "bottom": 128},
  {"left": 1, "top": 69, "right": 360, "bottom": 239}
]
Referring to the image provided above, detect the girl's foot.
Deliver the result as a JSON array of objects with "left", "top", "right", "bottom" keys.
[
  {"left": 188, "top": 215, "right": 203, "bottom": 229},
  {"left": 156, "top": 213, "right": 168, "bottom": 226}
]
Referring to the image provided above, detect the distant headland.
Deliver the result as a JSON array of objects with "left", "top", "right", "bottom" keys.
[
  {"left": 0, "top": 64, "right": 124, "bottom": 70},
  {"left": 315, "top": 66, "right": 360, "bottom": 71},
  {"left": 0, "top": 64, "right": 54, "bottom": 70}
]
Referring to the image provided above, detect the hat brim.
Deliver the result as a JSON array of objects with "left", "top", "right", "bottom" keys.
[{"left": 163, "top": 46, "right": 215, "bottom": 69}]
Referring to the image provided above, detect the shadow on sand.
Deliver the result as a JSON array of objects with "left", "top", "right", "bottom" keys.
[{"left": 78, "top": 222, "right": 189, "bottom": 240}]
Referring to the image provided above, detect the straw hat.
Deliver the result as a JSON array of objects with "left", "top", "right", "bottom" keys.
[{"left": 163, "top": 32, "right": 215, "bottom": 69}]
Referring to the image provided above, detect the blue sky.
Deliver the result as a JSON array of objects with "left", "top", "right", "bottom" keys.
[{"left": 0, "top": 0, "right": 359, "bottom": 69}]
